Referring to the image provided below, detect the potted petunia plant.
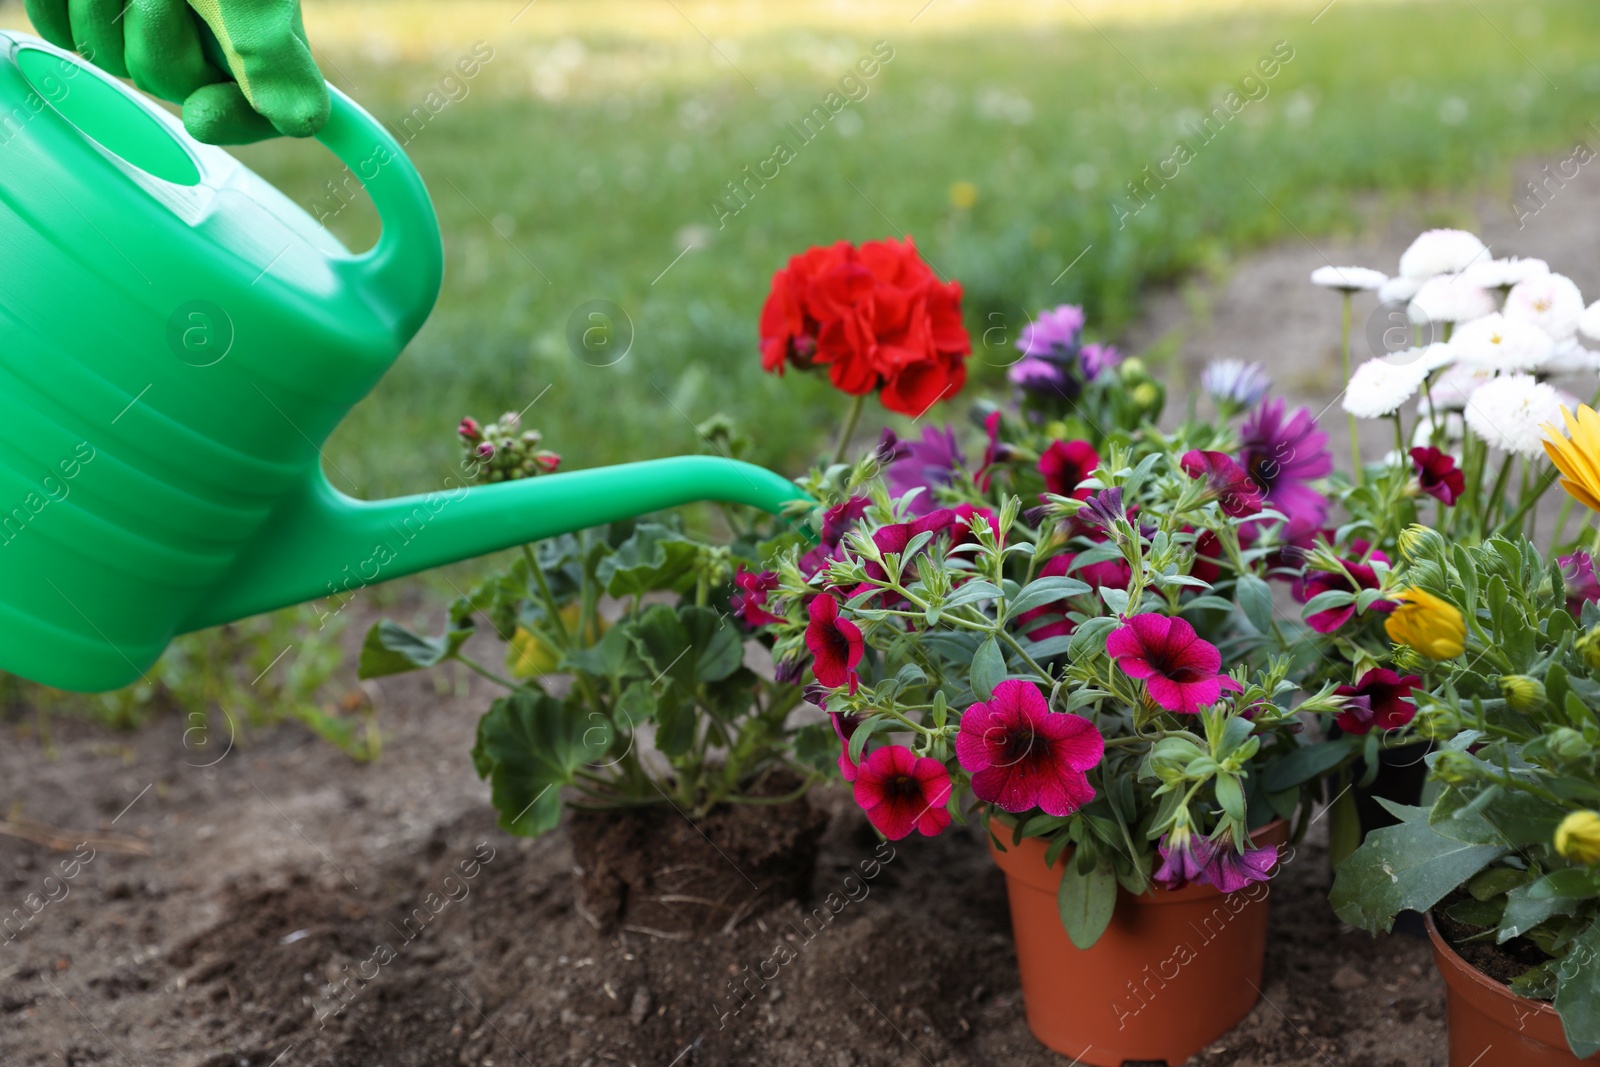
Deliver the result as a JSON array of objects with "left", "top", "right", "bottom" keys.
[{"left": 745, "top": 311, "right": 1362, "bottom": 1064}]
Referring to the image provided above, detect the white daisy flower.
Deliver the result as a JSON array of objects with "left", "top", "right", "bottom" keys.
[
  {"left": 1463, "top": 374, "right": 1564, "bottom": 457},
  {"left": 1343, "top": 355, "right": 1432, "bottom": 418},
  {"left": 1310, "top": 265, "right": 1387, "bottom": 292},
  {"left": 1378, "top": 275, "right": 1423, "bottom": 304},
  {"left": 1398, "top": 229, "right": 1488, "bottom": 280},
  {"left": 1450, "top": 312, "right": 1554, "bottom": 371},
  {"left": 1461, "top": 256, "right": 1548, "bottom": 290},
  {"left": 1411, "top": 409, "right": 1465, "bottom": 448},
  {"left": 1544, "top": 338, "right": 1600, "bottom": 375},
  {"left": 1578, "top": 300, "right": 1600, "bottom": 343},
  {"left": 1407, "top": 274, "right": 1496, "bottom": 325},
  {"left": 1428, "top": 362, "right": 1498, "bottom": 410},
  {"left": 1504, "top": 273, "right": 1584, "bottom": 341}
]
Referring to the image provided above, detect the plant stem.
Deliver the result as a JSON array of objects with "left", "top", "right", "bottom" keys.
[
  {"left": 455, "top": 653, "right": 520, "bottom": 691},
  {"left": 834, "top": 393, "right": 867, "bottom": 466},
  {"left": 1484, "top": 453, "right": 1515, "bottom": 535},
  {"left": 523, "top": 544, "right": 570, "bottom": 646},
  {"left": 1341, "top": 292, "right": 1362, "bottom": 487}
]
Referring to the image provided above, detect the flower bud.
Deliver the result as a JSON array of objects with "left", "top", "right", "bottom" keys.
[
  {"left": 1119, "top": 357, "right": 1147, "bottom": 382},
  {"left": 1555, "top": 811, "right": 1600, "bottom": 865},
  {"left": 1431, "top": 749, "right": 1479, "bottom": 785},
  {"left": 501, "top": 410, "right": 521, "bottom": 432},
  {"left": 1414, "top": 702, "right": 1461, "bottom": 741},
  {"left": 1132, "top": 382, "right": 1161, "bottom": 409},
  {"left": 1579, "top": 627, "right": 1600, "bottom": 671},
  {"left": 1385, "top": 587, "right": 1466, "bottom": 659},
  {"left": 1397, "top": 523, "right": 1444, "bottom": 563},
  {"left": 1499, "top": 675, "right": 1546, "bottom": 713},
  {"left": 1548, "top": 727, "right": 1593, "bottom": 763},
  {"left": 1391, "top": 645, "right": 1431, "bottom": 676},
  {"left": 475, "top": 441, "right": 496, "bottom": 459},
  {"left": 457, "top": 416, "right": 482, "bottom": 442}
]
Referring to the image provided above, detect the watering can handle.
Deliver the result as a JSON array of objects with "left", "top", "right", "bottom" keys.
[{"left": 313, "top": 87, "right": 444, "bottom": 340}]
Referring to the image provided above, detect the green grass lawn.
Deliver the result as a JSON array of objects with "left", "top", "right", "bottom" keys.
[{"left": 6, "top": 0, "right": 1598, "bottom": 495}]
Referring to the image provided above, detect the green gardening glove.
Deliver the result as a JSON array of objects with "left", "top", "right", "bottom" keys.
[{"left": 24, "top": 0, "right": 330, "bottom": 144}]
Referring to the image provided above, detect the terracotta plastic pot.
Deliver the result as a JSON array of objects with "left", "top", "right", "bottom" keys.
[
  {"left": 988, "top": 819, "right": 1288, "bottom": 1067},
  {"left": 1425, "top": 913, "right": 1598, "bottom": 1066}
]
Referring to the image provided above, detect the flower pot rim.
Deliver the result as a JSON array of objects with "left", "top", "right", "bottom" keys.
[{"left": 1424, "top": 910, "right": 1562, "bottom": 1022}]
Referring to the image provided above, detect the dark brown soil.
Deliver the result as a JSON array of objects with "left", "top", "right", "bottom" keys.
[
  {"left": 569, "top": 783, "right": 830, "bottom": 937},
  {"left": 1435, "top": 898, "right": 1554, "bottom": 987}
]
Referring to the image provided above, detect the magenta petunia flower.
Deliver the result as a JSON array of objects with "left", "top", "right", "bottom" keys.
[
  {"left": 1201, "top": 840, "right": 1280, "bottom": 893},
  {"left": 731, "top": 569, "right": 782, "bottom": 628},
  {"left": 1559, "top": 551, "right": 1600, "bottom": 617},
  {"left": 1410, "top": 447, "right": 1465, "bottom": 506},
  {"left": 956, "top": 680, "right": 1103, "bottom": 816},
  {"left": 805, "top": 595, "right": 864, "bottom": 694},
  {"left": 977, "top": 411, "right": 1015, "bottom": 492},
  {"left": 853, "top": 744, "right": 952, "bottom": 839},
  {"left": 1038, "top": 439, "right": 1099, "bottom": 500},
  {"left": 1299, "top": 555, "right": 1392, "bottom": 633},
  {"left": 1180, "top": 449, "right": 1263, "bottom": 517},
  {"left": 1152, "top": 828, "right": 1214, "bottom": 891},
  {"left": 800, "top": 495, "right": 872, "bottom": 579},
  {"left": 1334, "top": 668, "right": 1421, "bottom": 735},
  {"left": 1239, "top": 397, "right": 1334, "bottom": 539},
  {"left": 1106, "top": 613, "right": 1243, "bottom": 714}
]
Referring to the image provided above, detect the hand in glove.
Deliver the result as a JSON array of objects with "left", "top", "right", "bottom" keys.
[{"left": 25, "top": 0, "right": 329, "bottom": 144}]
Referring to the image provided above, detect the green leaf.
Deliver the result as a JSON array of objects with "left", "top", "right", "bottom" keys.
[
  {"left": 358, "top": 619, "right": 469, "bottom": 679},
  {"left": 1501, "top": 882, "right": 1577, "bottom": 942},
  {"left": 1006, "top": 576, "right": 1092, "bottom": 619},
  {"left": 563, "top": 623, "right": 646, "bottom": 680},
  {"left": 471, "top": 690, "right": 608, "bottom": 836},
  {"left": 1331, "top": 804, "right": 1506, "bottom": 932},
  {"left": 1100, "top": 587, "right": 1130, "bottom": 616},
  {"left": 597, "top": 523, "right": 700, "bottom": 597},
  {"left": 971, "top": 636, "right": 1006, "bottom": 701},
  {"left": 1181, "top": 595, "right": 1238, "bottom": 614},
  {"left": 1555, "top": 918, "right": 1600, "bottom": 1057},
  {"left": 1530, "top": 868, "right": 1600, "bottom": 899},
  {"left": 1262, "top": 738, "right": 1355, "bottom": 792},
  {"left": 629, "top": 604, "right": 743, "bottom": 687},
  {"left": 1235, "top": 573, "right": 1275, "bottom": 634},
  {"left": 1215, "top": 773, "right": 1246, "bottom": 823},
  {"left": 943, "top": 580, "right": 1004, "bottom": 610},
  {"left": 653, "top": 688, "right": 697, "bottom": 756},
  {"left": 1059, "top": 858, "right": 1118, "bottom": 949}
]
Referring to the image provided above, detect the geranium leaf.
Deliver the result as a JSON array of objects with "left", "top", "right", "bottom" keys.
[
  {"left": 471, "top": 690, "right": 608, "bottom": 836},
  {"left": 597, "top": 523, "right": 700, "bottom": 597},
  {"left": 358, "top": 619, "right": 469, "bottom": 679},
  {"left": 1059, "top": 857, "right": 1117, "bottom": 950}
]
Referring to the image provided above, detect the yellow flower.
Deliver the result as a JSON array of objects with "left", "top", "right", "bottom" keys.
[
  {"left": 948, "top": 181, "right": 979, "bottom": 210},
  {"left": 1556, "top": 811, "right": 1600, "bottom": 866},
  {"left": 1384, "top": 587, "right": 1465, "bottom": 659},
  {"left": 1542, "top": 404, "right": 1600, "bottom": 513}
]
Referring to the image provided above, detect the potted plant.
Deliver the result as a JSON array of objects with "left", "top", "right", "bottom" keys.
[
  {"left": 1331, "top": 529, "right": 1600, "bottom": 1066},
  {"left": 746, "top": 294, "right": 1374, "bottom": 1063},
  {"left": 357, "top": 411, "right": 828, "bottom": 936}
]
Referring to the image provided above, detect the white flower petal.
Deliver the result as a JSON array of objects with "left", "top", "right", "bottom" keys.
[
  {"left": 1462, "top": 374, "right": 1564, "bottom": 458},
  {"left": 1504, "top": 272, "right": 1584, "bottom": 341},
  {"left": 1398, "top": 229, "right": 1488, "bottom": 280},
  {"left": 1310, "top": 265, "right": 1387, "bottom": 291}
]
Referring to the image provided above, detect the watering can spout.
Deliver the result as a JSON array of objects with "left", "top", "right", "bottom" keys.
[{"left": 181, "top": 457, "right": 809, "bottom": 633}]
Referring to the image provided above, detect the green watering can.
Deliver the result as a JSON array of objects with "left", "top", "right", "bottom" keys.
[{"left": 0, "top": 33, "right": 803, "bottom": 693}]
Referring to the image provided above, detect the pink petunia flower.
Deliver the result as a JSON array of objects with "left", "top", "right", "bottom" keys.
[
  {"left": 1334, "top": 668, "right": 1421, "bottom": 735},
  {"left": 1180, "top": 449, "right": 1263, "bottom": 517},
  {"left": 956, "top": 680, "right": 1103, "bottom": 816},
  {"left": 731, "top": 569, "right": 783, "bottom": 628},
  {"left": 1201, "top": 840, "right": 1279, "bottom": 893},
  {"left": 853, "top": 745, "right": 952, "bottom": 839},
  {"left": 805, "top": 595, "right": 864, "bottom": 694},
  {"left": 1561, "top": 551, "right": 1600, "bottom": 617},
  {"left": 1106, "top": 613, "right": 1243, "bottom": 714},
  {"left": 830, "top": 711, "right": 863, "bottom": 781},
  {"left": 1299, "top": 555, "right": 1392, "bottom": 634},
  {"left": 1038, "top": 439, "right": 1100, "bottom": 500},
  {"left": 1410, "top": 447, "right": 1465, "bottom": 506}
]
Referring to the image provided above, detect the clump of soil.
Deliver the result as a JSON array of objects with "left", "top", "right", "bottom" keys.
[
  {"left": 569, "top": 782, "right": 830, "bottom": 937},
  {"left": 1434, "top": 897, "right": 1553, "bottom": 987}
]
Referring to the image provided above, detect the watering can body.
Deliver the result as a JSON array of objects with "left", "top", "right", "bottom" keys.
[{"left": 0, "top": 34, "right": 803, "bottom": 693}]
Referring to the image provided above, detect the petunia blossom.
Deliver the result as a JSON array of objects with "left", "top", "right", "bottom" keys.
[
  {"left": 1106, "top": 613, "right": 1243, "bottom": 714},
  {"left": 1152, "top": 826, "right": 1214, "bottom": 891},
  {"left": 731, "top": 569, "right": 782, "bottom": 628},
  {"left": 1299, "top": 554, "right": 1391, "bottom": 634},
  {"left": 852, "top": 745, "right": 953, "bottom": 840},
  {"left": 1202, "top": 840, "right": 1280, "bottom": 893},
  {"left": 1038, "top": 439, "right": 1100, "bottom": 500},
  {"left": 956, "top": 680, "right": 1103, "bottom": 816},
  {"left": 1410, "top": 446, "right": 1465, "bottom": 506},
  {"left": 830, "top": 711, "right": 862, "bottom": 781},
  {"left": 1334, "top": 668, "right": 1421, "bottom": 734},
  {"left": 804, "top": 595, "right": 864, "bottom": 694},
  {"left": 1560, "top": 551, "right": 1600, "bottom": 617},
  {"left": 1180, "top": 449, "right": 1264, "bottom": 517}
]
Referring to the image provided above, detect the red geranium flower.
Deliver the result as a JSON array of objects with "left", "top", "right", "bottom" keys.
[
  {"left": 955, "top": 680, "right": 1103, "bottom": 816},
  {"left": 1299, "top": 555, "right": 1392, "bottom": 634},
  {"left": 1334, "top": 668, "right": 1421, "bottom": 734},
  {"left": 1180, "top": 449, "right": 1263, "bottom": 517},
  {"left": 1410, "top": 446, "right": 1466, "bottom": 506},
  {"left": 730, "top": 569, "right": 782, "bottom": 628},
  {"left": 759, "top": 238, "right": 971, "bottom": 417},
  {"left": 853, "top": 745, "right": 952, "bottom": 839},
  {"left": 805, "top": 595, "right": 863, "bottom": 694},
  {"left": 1106, "top": 613, "right": 1243, "bottom": 714},
  {"left": 1038, "top": 439, "right": 1099, "bottom": 500}
]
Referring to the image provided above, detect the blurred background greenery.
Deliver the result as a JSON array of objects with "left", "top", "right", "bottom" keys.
[
  {"left": 7, "top": 0, "right": 1594, "bottom": 494},
  {"left": 3, "top": 0, "right": 1598, "bottom": 727}
]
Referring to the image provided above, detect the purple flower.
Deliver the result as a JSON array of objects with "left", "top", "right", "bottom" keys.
[
  {"left": 1202, "top": 840, "right": 1279, "bottom": 893},
  {"left": 1239, "top": 397, "right": 1334, "bottom": 540},
  {"left": 1017, "top": 304, "right": 1085, "bottom": 359},
  {"left": 887, "top": 425, "right": 967, "bottom": 516},
  {"left": 1075, "top": 487, "right": 1126, "bottom": 535},
  {"left": 1008, "top": 356, "right": 1072, "bottom": 395},
  {"left": 1153, "top": 828, "right": 1213, "bottom": 891},
  {"left": 874, "top": 428, "right": 909, "bottom": 466},
  {"left": 1079, "top": 343, "right": 1121, "bottom": 380},
  {"left": 1561, "top": 551, "right": 1600, "bottom": 617},
  {"left": 1202, "top": 359, "right": 1272, "bottom": 411}
]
